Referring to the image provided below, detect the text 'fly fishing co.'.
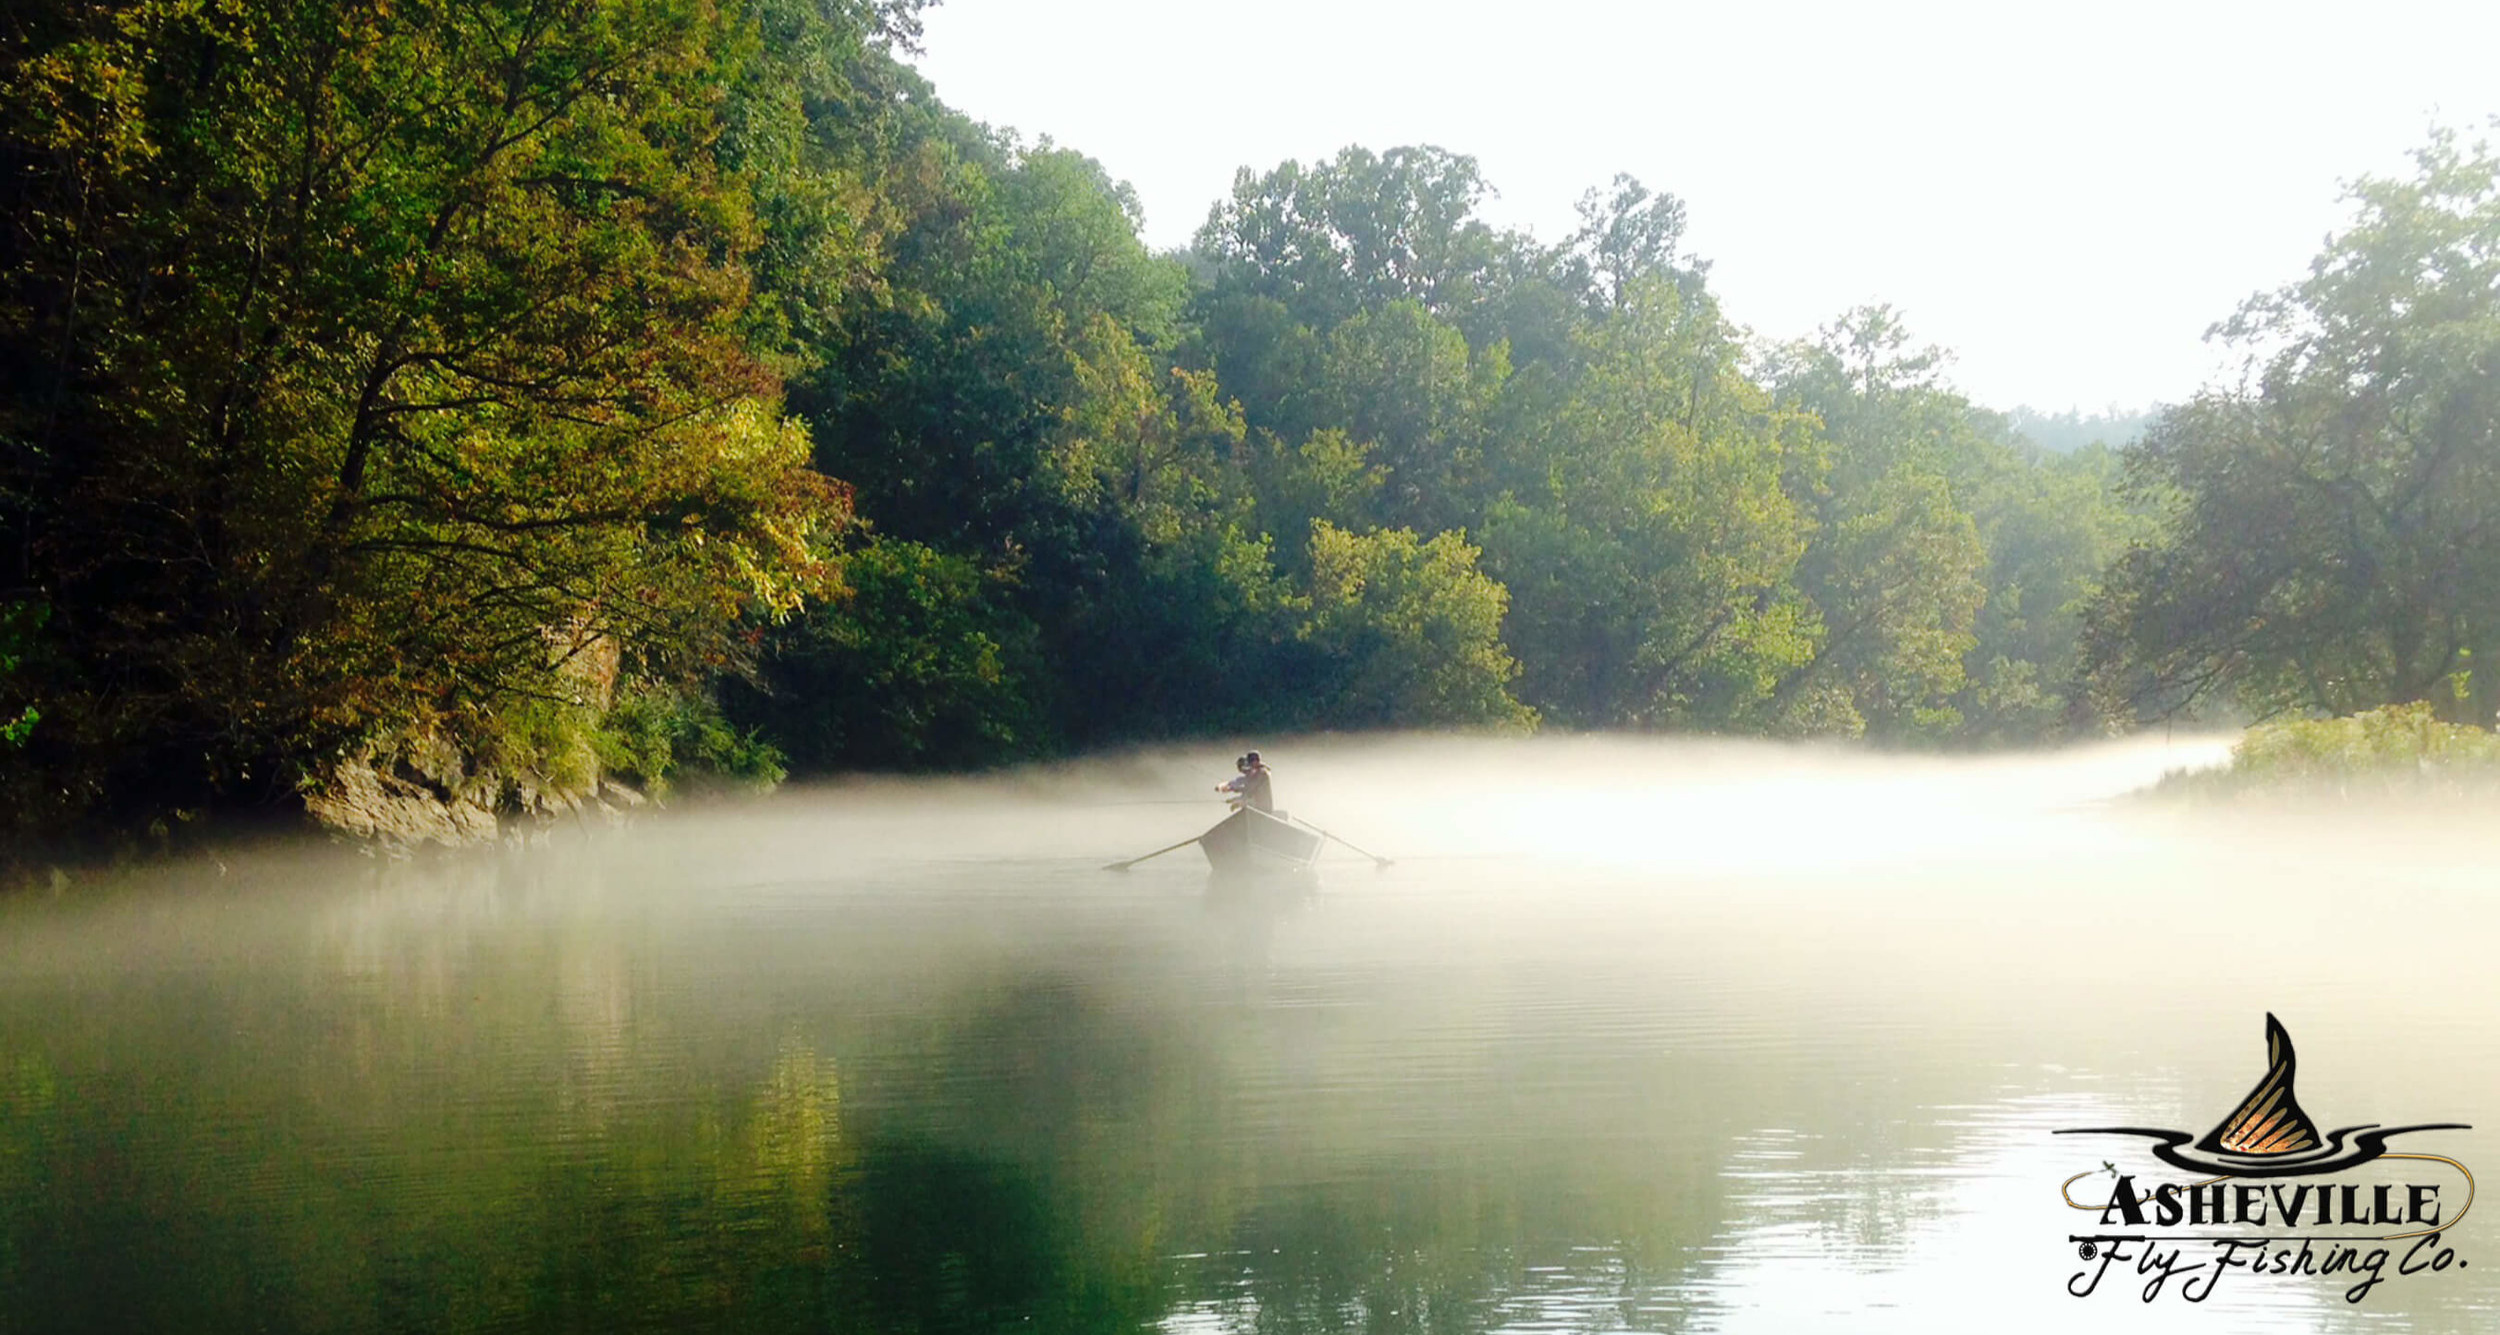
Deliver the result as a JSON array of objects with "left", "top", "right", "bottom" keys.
[{"left": 2056, "top": 1014, "right": 2474, "bottom": 1304}]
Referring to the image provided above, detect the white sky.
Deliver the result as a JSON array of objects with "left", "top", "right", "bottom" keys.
[{"left": 911, "top": 0, "right": 2500, "bottom": 413}]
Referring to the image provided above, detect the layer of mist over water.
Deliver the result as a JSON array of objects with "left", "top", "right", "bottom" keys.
[{"left": 1, "top": 735, "right": 2493, "bottom": 1332}]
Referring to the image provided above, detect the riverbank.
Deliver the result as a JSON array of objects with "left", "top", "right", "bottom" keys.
[{"left": 2147, "top": 703, "right": 2500, "bottom": 804}]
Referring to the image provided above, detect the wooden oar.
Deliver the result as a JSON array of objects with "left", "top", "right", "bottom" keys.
[
  {"left": 1104, "top": 834, "right": 1203, "bottom": 872},
  {"left": 1288, "top": 816, "right": 1393, "bottom": 869}
]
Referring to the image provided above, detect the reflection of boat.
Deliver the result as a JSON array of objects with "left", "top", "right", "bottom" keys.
[
  {"left": 1206, "top": 861, "right": 1317, "bottom": 913},
  {"left": 1198, "top": 807, "right": 1322, "bottom": 876}
]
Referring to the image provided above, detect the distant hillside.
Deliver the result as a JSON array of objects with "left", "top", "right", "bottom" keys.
[{"left": 2005, "top": 406, "right": 2153, "bottom": 454}]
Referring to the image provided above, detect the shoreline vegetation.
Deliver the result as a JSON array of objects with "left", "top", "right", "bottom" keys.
[
  {"left": 2150, "top": 703, "right": 2500, "bottom": 804},
  {"left": 4, "top": 2, "right": 2498, "bottom": 866}
]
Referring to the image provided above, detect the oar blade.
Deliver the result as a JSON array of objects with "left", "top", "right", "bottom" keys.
[{"left": 1286, "top": 815, "right": 1394, "bottom": 869}]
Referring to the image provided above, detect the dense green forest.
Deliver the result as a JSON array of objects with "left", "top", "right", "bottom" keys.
[{"left": 3, "top": 0, "right": 2495, "bottom": 846}]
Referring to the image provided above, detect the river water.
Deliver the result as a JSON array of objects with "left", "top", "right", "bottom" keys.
[{"left": 0, "top": 735, "right": 2492, "bottom": 1332}]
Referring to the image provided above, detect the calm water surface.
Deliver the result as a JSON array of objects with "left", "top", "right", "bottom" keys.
[{"left": 1, "top": 736, "right": 2493, "bottom": 1332}]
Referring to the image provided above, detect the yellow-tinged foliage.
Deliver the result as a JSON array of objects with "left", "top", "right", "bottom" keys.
[
  {"left": 0, "top": 0, "right": 870, "bottom": 833},
  {"left": 2155, "top": 703, "right": 2500, "bottom": 799},
  {"left": 1300, "top": 522, "right": 1534, "bottom": 731}
]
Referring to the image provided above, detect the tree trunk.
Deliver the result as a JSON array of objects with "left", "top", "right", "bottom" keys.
[{"left": 2469, "top": 637, "right": 2500, "bottom": 731}]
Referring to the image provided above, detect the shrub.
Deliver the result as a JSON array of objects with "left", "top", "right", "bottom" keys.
[
  {"left": 596, "top": 687, "right": 788, "bottom": 800},
  {"left": 2153, "top": 702, "right": 2500, "bottom": 799}
]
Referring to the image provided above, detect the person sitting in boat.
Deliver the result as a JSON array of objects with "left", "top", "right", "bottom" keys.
[{"left": 1216, "top": 751, "right": 1275, "bottom": 813}]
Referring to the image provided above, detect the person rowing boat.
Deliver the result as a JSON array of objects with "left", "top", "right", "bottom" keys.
[
  {"left": 1107, "top": 748, "right": 1390, "bottom": 872},
  {"left": 1215, "top": 750, "right": 1274, "bottom": 813}
]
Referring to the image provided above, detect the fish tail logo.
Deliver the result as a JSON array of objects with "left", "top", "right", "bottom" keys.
[{"left": 2053, "top": 1013, "right": 2474, "bottom": 1304}]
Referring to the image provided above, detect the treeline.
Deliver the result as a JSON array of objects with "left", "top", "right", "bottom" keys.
[
  {"left": 1, "top": 0, "right": 909, "bottom": 842},
  {"left": 2082, "top": 128, "right": 2500, "bottom": 731},
  {"left": 1, "top": 0, "right": 2484, "bottom": 845}
]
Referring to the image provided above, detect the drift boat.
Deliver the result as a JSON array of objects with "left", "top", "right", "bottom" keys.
[{"left": 1198, "top": 807, "right": 1323, "bottom": 876}]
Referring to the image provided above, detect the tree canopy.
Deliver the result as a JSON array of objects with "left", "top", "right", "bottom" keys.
[
  {"left": 2083, "top": 128, "right": 2500, "bottom": 728},
  {"left": 14, "top": 0, "right": 2455, "bottom": 848}
]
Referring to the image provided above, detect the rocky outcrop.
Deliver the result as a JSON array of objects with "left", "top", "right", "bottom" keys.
[{"left": 301, "top": 724, "right": 645, "bottom": 853}]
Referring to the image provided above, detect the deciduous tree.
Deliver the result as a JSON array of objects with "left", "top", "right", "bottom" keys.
[{"left": 2084, "top": 129, "right": 2500, "bottom": 727}]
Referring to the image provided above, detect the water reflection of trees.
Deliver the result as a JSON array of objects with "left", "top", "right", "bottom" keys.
[
  {"left": 0, "top": 920, "right": 1744, "bottom": 1334},
  {"left": 14, "top": 850, "right": 2466, "bottom": 1335}
]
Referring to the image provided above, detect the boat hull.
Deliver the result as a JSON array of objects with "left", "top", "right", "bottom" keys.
[{"left": 1198, "top": 808, "right": 1322, "bottom": 876}]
